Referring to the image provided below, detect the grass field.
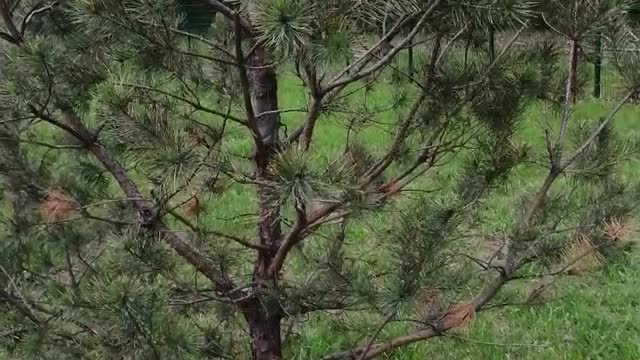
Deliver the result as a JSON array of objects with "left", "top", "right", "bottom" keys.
[
  {"left": 195, "top": 68, "right": 640, "bottom": 359},
  {"left": 296, "top": 252, "right": 640, "bottom": 359}
]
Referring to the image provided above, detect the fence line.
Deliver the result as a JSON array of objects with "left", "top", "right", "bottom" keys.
[{"left": 497, "top": 31, "right": 638, "bottom": 102}]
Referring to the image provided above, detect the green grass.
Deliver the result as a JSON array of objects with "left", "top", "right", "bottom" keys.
[
  {"left": 194, "top": 70, "right": 640, "bottom": 359},
  {"left": 287, "top": 251, "right": 640, "bottom": 359},
  {"left": 396, "top": 253, "right": 640, "bottom": 360}
]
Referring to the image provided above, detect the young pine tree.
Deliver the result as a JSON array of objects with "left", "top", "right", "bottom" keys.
[{"left": 1, "top": 0, "right": 640, "bottom": 359}]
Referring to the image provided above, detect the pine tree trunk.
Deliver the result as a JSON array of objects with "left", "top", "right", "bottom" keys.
[
  {"left": 247, "top": 45, "right": 284, "bottom": 360},
  {"left": 250, "top": 47, "right": 280, "bottom": 149},
  {"left": 249, "top": 45, "right": 282, "bottom": 255},
  {"left": 246, "top": 310, "right": 283, "bottom": 360}
]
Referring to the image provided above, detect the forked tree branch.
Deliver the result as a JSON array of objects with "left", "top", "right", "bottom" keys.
[
  {"left": 267, "top": 205, "right": 307, "bottom": 277},
  {"left": 322, "top": 0, "right": 442, "bottom": 94},
  {"left": 200, "top": 0, "right": 253, "bottom": 34},
  {"left": 271, "top": 30, "right": 470, "bottom": 275},
  {"left": 327, "top": 14, "right": 410, "bottom": 86},
  {"left": 270, "top": 26, "right": 530, "bottom": 286},
  {"left": 0, "top": 0, "right": 21, "bottom": 42},
  {"left": 559, "top": 88, "right": 638, "bottom": 172},
  {"left": 286, "top": 57, "right": 375, "bottom": 147}
]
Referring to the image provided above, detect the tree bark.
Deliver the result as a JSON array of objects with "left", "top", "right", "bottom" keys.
[
  {"left": 245, "top": 308, "right": 283, "bottom": 360},
  {"left": 247, "top": 45, "right": 284, "bottom": 359},
  {"left": 251, "top": 47, "right": 280, "bottom": 148},
  {"left": 249, "top": 45, "right": 282, "bottom": 259}
]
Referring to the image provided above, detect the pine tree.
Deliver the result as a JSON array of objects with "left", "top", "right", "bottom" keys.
[{"left": 1, "top": 0, "right": 640, "bottom": 359}]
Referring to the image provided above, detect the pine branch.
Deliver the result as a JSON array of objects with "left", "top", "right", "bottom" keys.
[
  {"left": 559, "top": 88, "right": 638, "bottom": 172},
  {"left": 377, "top": 84, "right": 639, "bottom": 360},
  {"left": 327, "top": 15, "right": 410, "bottom": 88},
  {"left": 359, "top": 31, "right": 444, "bottom": 183},
  {"left": 298, "top": 95, "right": 322, "bottom": 150},
  {"left": 364, "top": 25, "right": 527, "bottom": 185},
  {"left": 362, "top": 90, "right": 429, "bottom": 183},
  {"left": 0, "top": 289, "right": 42, "bottom": 324},
  {"left": 199, "top": 0, "right": 253, "bottom": 35},
  {"left": 323, "top": 62, "right": 593, "bottom": 358},
  {"left": 167, "top": 209, "right": 271, "bottom": 252},
  {"left": 268, "top": 205, "right": 307, "bottom": 277},
  {"left": 172, "top": 48, "right": 243, "bottom": 67},
  {"left": 323, "top": 0, "right": 443, "bottom": 94},
  {"left": 19, "top": 1, "right": 57, "bottom": 38},
  {"left": 286, "top": 49, "right": 381, "bottom": 147},
  {"left": 0, "top": 265, "right": 45, "bottom": 324},
  {"left": 0, "top": 30, "right": 19, "bottom": 43},
  {"left": 357, "top": 313, "right": 396, "bottom": 360},
  {"left": 443, "top": 333, "right": 549, "bottom": 348},
  {"left": 0, "top": 0, "right": 20, "bottom": 42},
  {"left": 10, "top": 138, "right": 83, "bottom": 150},
  {"left": 32, "top": 105, "right": 238, "bottom": 294},
  {"left": 553, "top": 37, "right": 578, "bottom": 166},
  {"left": 136, "top": 19, "right": 235, "bottom": 59},
  {"left": 512, "top": 239, "right": 611, "bottom": 280},
  {"left": 118, "top": 83, "right": 248, "bottom": 126},
  {"left": 255, "top": 107, "right": 308, "bottom": 119},
  {"left": 322, "top": 270, "right": 509, "bottom": 360},
  {"left": 233, "top": 12, "right": 262, "bottom": 146}
]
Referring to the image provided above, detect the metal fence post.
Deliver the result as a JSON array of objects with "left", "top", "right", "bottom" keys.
[{"left": 593, "top": 32, "right": 602, "bottom": 99}]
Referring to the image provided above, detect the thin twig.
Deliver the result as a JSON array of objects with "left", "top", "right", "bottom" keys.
[{"left": 357, "top": 313, "right": 395, "bottom": 360}]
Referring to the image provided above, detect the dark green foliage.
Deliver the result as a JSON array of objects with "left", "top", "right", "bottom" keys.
[{"left": 177, "top": 0, "right": 215, "bottom": 35}]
